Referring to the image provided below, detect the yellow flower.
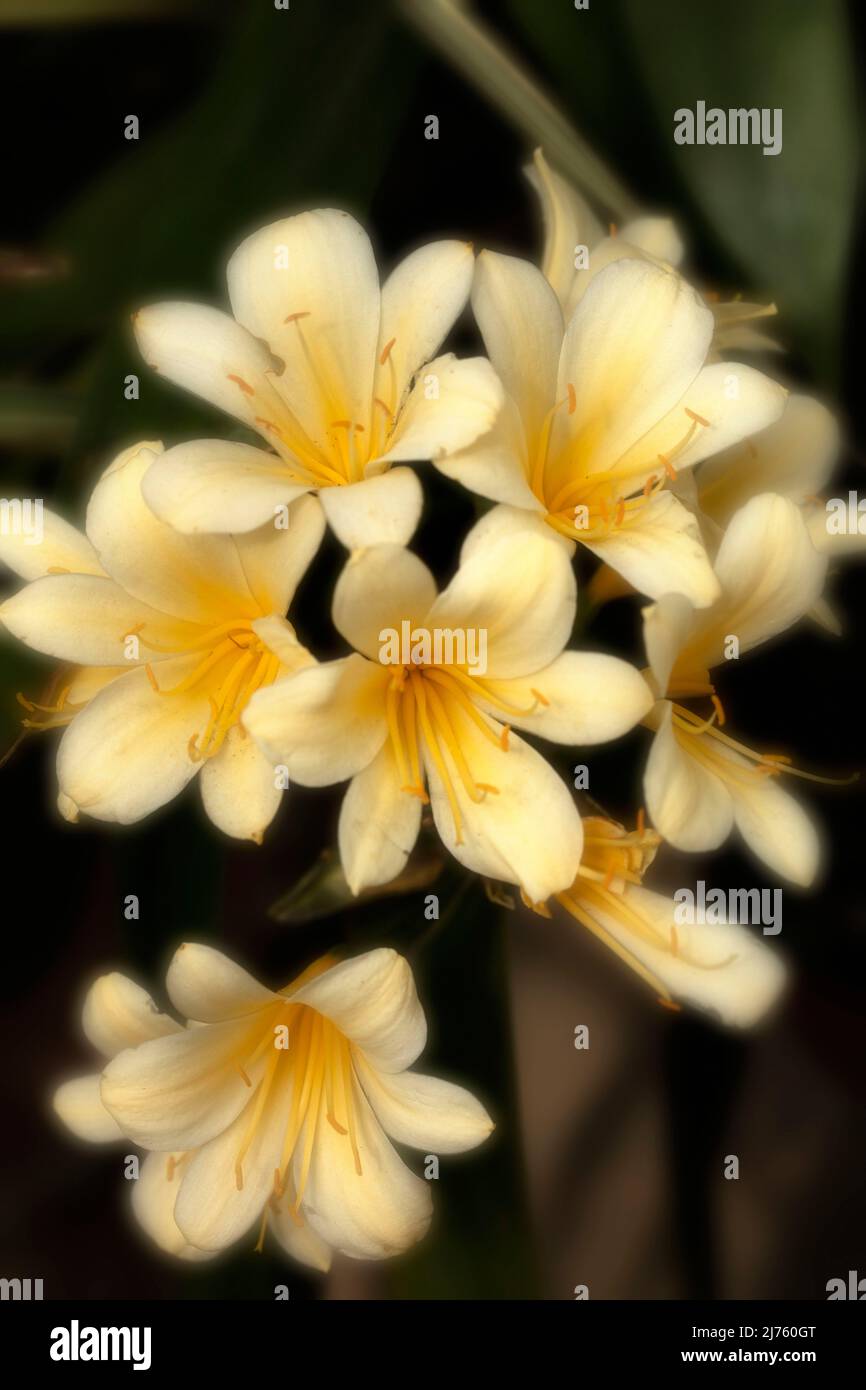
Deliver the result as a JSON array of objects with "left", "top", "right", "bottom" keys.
[
  {"left": 437, "top": 247, "right": 786, "bottom": 606},
  {"left": 55, "top": 946, "right": 493, "bottom": 1267},
  {"left": 642, "top": 494, "right": 829, "bottom": 884},
  {"left": 243, "top": 506, "right": 652, "bottom": 902},
  {"left": 0, "top": 442, "right": 322, "bottom": 841},
  {"left": 544, "top": 815, "right": 787, "bottom": 1028},
  {"left": 526, "top": 147, "right": 778, "bottom": 353},
  {"left": 133, "top": 210, "right": 502, "bottom": 549}
]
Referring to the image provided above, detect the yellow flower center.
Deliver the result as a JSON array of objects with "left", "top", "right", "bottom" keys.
[{"left": 384, "top": 661, "right": 548, "bottom": 845}]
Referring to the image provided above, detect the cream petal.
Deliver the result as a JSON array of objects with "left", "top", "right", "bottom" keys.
[
  {"left": 434, "top": 393, "right": 542, "bottom": 512},
  {"left": 471, "top": 249, "right": 563, "bottom": 444},
  {"left": 458, "top": 499, "right": 571, "bottom": 564},
  {"left": 243, "top": 655, "right": 388, "bottom": 787},
  {"left": 132, "top": 1152, "right": 217, "bottom": 1262},
  {"left": 83, "top": 972, "right": 180, "bottom": 1057},
  {"left": 269, "top": 1203, "right": 332, "bottom": 1273},
  {"left": 696, "top": 394, "right": 839, "bottom": 527},
  {"left": 141, "top": 439, "right": 309, "bottom": 535},
  {"left": 425, "top": 506, "right": 576, "bottom": 678},
  {"left": 491, "top": 651, "right": 652, "bottom": 744},
  {"left": 644, "top": 702, "right": 734, "bottom": 851},
  {"left": 584, "top": 491, "right": 721, "bottom": 607},
  {"left": 56, "top": 658, "right": 210, "bottom": 825},
  {"left": 251, "top": 615, "right": 315, "bottom": 673},
  {"left": 53, "top": 1074, "right": 124, "bottom": 1143},
  {"left": 101, "top": 1015, "right": 265, "bottom": 1151},
  {"left": 609, "top": 362, "right": 788, "bottom": 486},
  {"left": 233, "top": 493, "right": 325, "bottom": 617},
  {"left": 298, "top": 1085, "right": 432, "bottom": 1260},
  {"left": 375, "top": 240, "right": 474, "bottom": 410},
  {"left": 372, "top": 354, "right": 503, "bottom": 469},
  {"left": 708, "top": 494, "right": 827, "bottom": 656},
  {"left": 358, "top": 1062, "right": 494, "bottom": 1154},
  {"left": 173, "top": 1065, "right": 292, "bottom": 1253},
  {"left": 338, "top": 741, "right": 424, "bottom": 895},
  {"left": 730, "top": 770, "right": 821, "bottom": 887},
  {"left": 425, "top": 716, "right": 584, "bottom": 902},
  {"left": 319, "top": 468, "right": 423, "bottom": 549},
  {"left": 227, "top": 209, "right": 380, "bottom": 447},
  {"left": 0, "top": 507, "right": 103, "bottom": 581},
  {"left": 581, "top": 883, "right": 788, "bottom": 1029},
  {"left": 619, "top": 216, "right": 685, "bottom": 266},
  {"left": 166, "top": 942, "right": 276, "bottom": 1023},
  {"left": 133, "top": 302, "right": 290, "bottom": 446},
  {"left": 332, "top": 544, "right": 437, "bottom": 661},
  {"left": 86, "top": 441, "right": 256, "bottom": 624},
  {"left": 0, "top": 573, "right": 201, "bottom": 666},
  {"left": 524, "top": 148, "right": 604, "bottom": 308},
  {"left": 554, "top": 259, "right": 712, "bottom": 479},
  {"left": 290, "top": 949, "right": 426, "bottom": 1074},
  {"left": 642, "top": 592, "right": 698, "bottom": 695},
  {"left": 200, "top": 725, "right": 284, "bottom": 843}
]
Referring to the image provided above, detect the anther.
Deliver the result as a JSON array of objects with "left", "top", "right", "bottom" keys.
[{"left": 227, "top": 373, "right": 255, "bottom": 396}]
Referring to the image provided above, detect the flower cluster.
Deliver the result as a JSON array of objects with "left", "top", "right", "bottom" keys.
[{"left": 1, "top": 149, "right": 855, "bottom": 1269}]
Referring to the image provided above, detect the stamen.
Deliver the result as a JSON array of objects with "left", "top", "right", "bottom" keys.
[{"left": 227, "top": 373, "right": 255, "bottom": 396}]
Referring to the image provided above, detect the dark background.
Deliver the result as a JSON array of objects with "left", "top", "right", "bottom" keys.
[{"left": 0, "top": 0, "right": 863, "bottom": 1300}]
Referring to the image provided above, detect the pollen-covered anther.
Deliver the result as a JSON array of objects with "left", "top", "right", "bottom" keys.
[{"left": 227, "top": 373, "right": 255, "bottom": 396}]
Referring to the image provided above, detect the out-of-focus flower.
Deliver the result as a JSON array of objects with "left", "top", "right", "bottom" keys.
[
  {"left": 55, "top": 945, "right": 493, "bottom": 1268},
  {"left": 0, "top": 442, "right": 323, "bottom": 841},
  {"left": 641, "top": 494, "right": 829, "bottom": 884},
  {"left": 534, "top": 815, "right": 787, "bottom": 1029},
  {"left": 439, "top": 251, "right": 786, "bottom": 605},
  {"left": 133, "top": 211, "right": 502, "bottom": 550},
  {"left": 526, "top": 148, "right": 778, "bottom": 354},
  {"left": 243, "top": 507, "right": 652, "bottom": 903}
]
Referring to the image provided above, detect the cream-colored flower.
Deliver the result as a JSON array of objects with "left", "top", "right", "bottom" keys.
[
  {"left": 538, "top": 816, "right": 787, "bottom": 1028},
  {"left": 133, "top": 210, "right": 502, "bottom": 549},
  {"left": 526, "top": 147, "right": 778, "bottom": 353},
  {"left": 243, "top": 507, "right": 652, "bottom": 903},
  {"left": 437, "top": 249, "right": 786, "bottom": 606},
  {"left": 0, "top": 441, "right": 323, "bottom": 841},
  {"left": 56, "top": 946, "right": 493, "bottom": 1267},
  {"left": 641, "top": 494, "right": 829, "bottom": 884}
]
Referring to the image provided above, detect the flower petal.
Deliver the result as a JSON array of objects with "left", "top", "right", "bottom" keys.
[
  {"left": 199, "top": 725, "right": 284, "bottom": 843},
  {"left": 554, "top": 259, "right": 712, "bottom": 482},
  {"left": 425, "top": 716, "right": 584, "bottom": 901},
  {"left": 142, "top": 439, "right": 309, "bottom": 535},
  {"left": 227, "top": 209, "right": 380, "bottom": 447},
  {"left": 730, "top": 770, "right": 821, "bottom": 887},
  {"left": 133, "top": 302, "right": 290, "bottom": 445},
  {"left": 299, "top": 1086, "right": 432, "bottom": 1260},
  {"left": 319, "top": 467, "right": 423, "bottom": 549},
  {"left": 644, "top": 702, "right": 734, "bottom": 851},
  {"left": 338, "top": 741, "right": 424, "bottom": 895},
  {"left": 0, "top": 507, "right": 103, "bottom": 581},
  {"left": 372, "top": 354, "right": 503, "bottom": 470},
  {"left": 86, "top": 441, "right": 256, "bottom": 624},
  {"left": 426, "top": 505, "right": 576, "bottom": 678},
  {"left": 375, "top": 239, "right": 474, "bottom": 410},
  {"left": 83, "top": 972, "right": 180, "bottom": 1057},
  {"left": 642, "top": 592, "right": 697, "bottom": 696},
  {"left": 0, "top": 573, "right": 201, "bottom": 666},
  {"left": 132, "top": 1152, "right": 217, "bottom": 1262},
  {"left": 332, "top": 543, "right": 437, "bottom": 660},
  {"left": 581, "top": 883, "right": 787, "bottom": 1029},
  {"left": 233, "top": 493, "right": 325, "bottom": 617},
  {"left": 619, "top": 216, "right": 685, "bottom": 266},
  {"left": 290, "top": 948, "right": 426, "bottom": 1074},
  {"left": 585, "top": 491, "right": 721, "bottom": 607},
  {"left": 53, "top": 1074, "right": 124, "bottom": 1143},
  {"left": 358, "top": 1062, "right": 494, "bottom": 1154},
  {"left": 270, "top": 1203, "right": 332, "bottom": 1273},
  {"left": 434, "top": 393, "right": 542, "bottom": 512},
  {"left": 56, "top": 658, "right": 210, "bottom": 825},
  {"left": 471, "top": 249, "right": 563, "bottom": 444},
  {"left": 524, "top": 147, "right": 604, "bottom": 310},
  {"left": 173, "top": 1065, "right": 292, "bottom": 1252},
  {"left": 166, "top": 942, "right": 276, "bottom": 1023},
  {"left": 243, "top": 655, "right": 388, "bottom": 787},
  {"left": 491, "top": 651, "right": 652, "bottom": 744},
  {"left": 101, "top": 1015, "right": 265, "bottom": 1151}
]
